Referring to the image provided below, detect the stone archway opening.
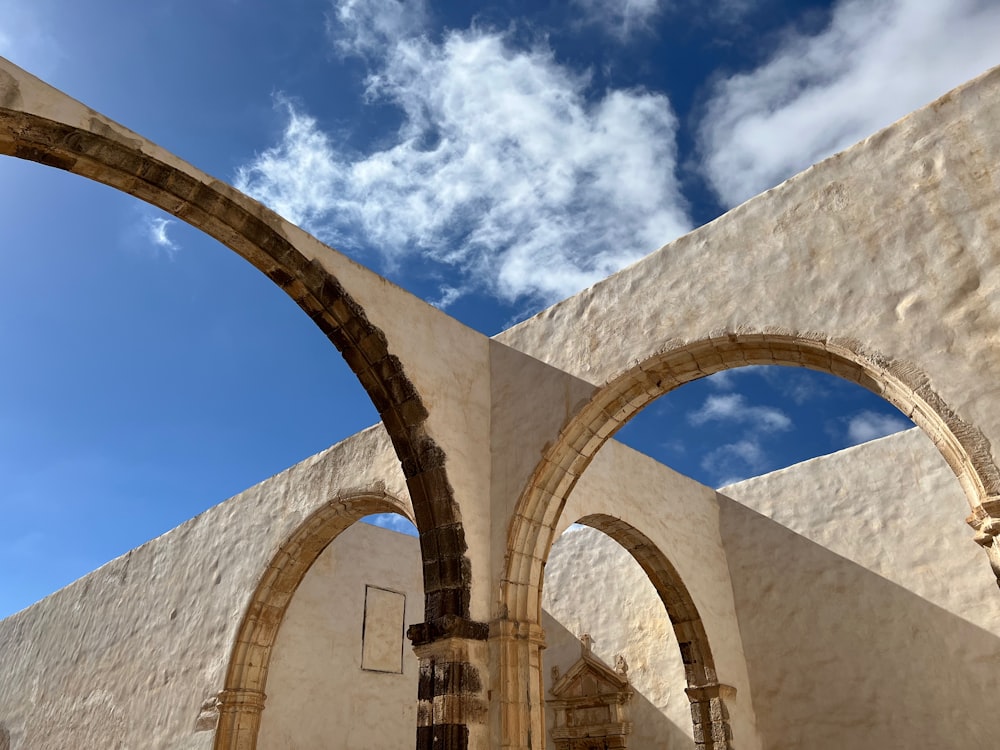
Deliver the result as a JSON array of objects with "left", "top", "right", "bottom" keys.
[
  {"left": 505, "top": 333, "right": 1000, "bottom": 624},
  {"left": 499, "top": 332, "right": 1000, "bottom": 750},
  {"left": 542, "top": 516, "right": 731, "bottom": 750},
  {"left": 214, "top": 491, "right": 417, "bottom": 750},
  {"left": 0, "top": 61, "right": 479, "bottom": 637},
  {"left": 0, "top": 160, "right": 379, "bottom": 619}
]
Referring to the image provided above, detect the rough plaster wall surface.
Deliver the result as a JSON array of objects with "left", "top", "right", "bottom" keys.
[
  {"left": 258, "top": 519, "right": 701, "bottom": 750},
  {"left": 718, "top": 428, "right": 1000, "bottom": 749},
  {"left": 495, "top": 66, "right": 1000, "bottom": 463},
  {"left": 543, "top": 526, "right": 694, "bottom": 749},
  {"left": 561, "top": 440, "right": 760, "bottom": 749},
  {"left": 258, "top": 522, "right": 423, "bottom": 749},
  {"left": 2, "top": 56, "right": 497, "bottom": 623},
  {"left": 487, "top": 340, "right": 597, "bottom": 589},
  {"left": 0, "top": 425, "right": 407, "bottom": 750}
]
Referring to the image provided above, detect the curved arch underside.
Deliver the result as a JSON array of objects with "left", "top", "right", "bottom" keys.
[
  {"left": 214, "top": 491, "right": 413, "bottom": 750},
  {"left": 0, "top": 59, "right": 473, "bottom": 623},
  {"left": 504, "top": 331, "right": 1000, "bottom": 622},
  {"left": 576, "top": 514, "right": 717, "bottom": 688},
  {"left": 573, "top": 514, "right": 735, "bottom": 748}
]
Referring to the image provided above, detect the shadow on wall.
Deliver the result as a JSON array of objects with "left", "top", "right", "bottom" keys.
[
  {"left": 718, "top": 496, "right": 1000, "bottom": 749},
  {"left": 542, "top": 613, "right": 696, "bottom": 749}
]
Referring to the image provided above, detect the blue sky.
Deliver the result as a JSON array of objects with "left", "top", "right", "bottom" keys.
[{"left": 0, "top": 0, "right": 997, "bottom": 618}]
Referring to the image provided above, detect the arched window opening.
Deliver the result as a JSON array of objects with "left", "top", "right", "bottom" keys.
[{"left": 614, "top": 365, "right": 913, "bottom": 489}]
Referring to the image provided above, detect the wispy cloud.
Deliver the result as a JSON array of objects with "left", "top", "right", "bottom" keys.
[
  {"left": 146, "top": 216, "right": 179, "bottom": 255},
  {"left": 698, "top": 0, "right": 1000, "bottom": 206},
  {"left": 688, "top": 393, "right": 792, "bottom": 432},
  {"left": 328, "top": 0, "right": 427, "bottom": 58},
  {"left": 752, "top": 366, "right": 829, "bottom": 405},
  {"left": 570, "top": 0, "right": 666, "bottom": 39},
  {"left": 701, "top": 437, "right": 768, "bottom": 487},
  {"left": 706, "top": 370, "right": 737, "bottom": 390},
  {"left": 571, "top": 0, "right": 762, "bottom": 39},
  {"left": 845, "top": 410, "right": 911, "bottom": 446},
  {"left": 688, "top": 392, "right": 793, "bottom": 485},
  {"left": 236, "top": 10, "right": 690, "bottom": 307}
]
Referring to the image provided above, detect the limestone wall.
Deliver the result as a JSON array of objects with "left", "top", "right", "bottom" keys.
[
  {"left": 3, "top": 426, "right": 997, "bottom": 749},
  {"left": 258, "top": 522, "right": 424, "bottom": 749},
  {"left": 0, "top": 425, "right": 409, "bottom": 750},
  {"left": 719, "top": 427, "right": 1000, "bottom": 749},
  {"left": 543, "top": 526, "right": 694, "bottom": 749}
]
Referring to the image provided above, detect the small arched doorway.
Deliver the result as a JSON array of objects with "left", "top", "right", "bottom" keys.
[
  {"left": 214, "top": 490, "right": 417, "bottom": 750},
  {"left": 543, "top": 515, "right": 730, "bottom": 749}
]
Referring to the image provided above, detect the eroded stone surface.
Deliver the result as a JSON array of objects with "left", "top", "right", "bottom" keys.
[{"left": 1, "top": 55, "right": 999, "bottom": 750}]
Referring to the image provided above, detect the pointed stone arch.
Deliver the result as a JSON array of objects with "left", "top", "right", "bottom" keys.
[
  {"left": 497, "top": 330, "right": 1000, "bottom": 750},
  {"left": 573, "top": 514, "right": 735, "bottom": 749},
  {"left": 213, "top": 489, "right": 414, "bottom": 750},
  {"left": 0, "top": 58, "right": 474, "bottom": 627}
]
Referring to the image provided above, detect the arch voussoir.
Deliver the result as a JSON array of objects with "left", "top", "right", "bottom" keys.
[
  {"left": 2, "top": 62, "right": 489, "bottom": 748},
  {"left": 498, "top": 329, "right": 1000, "bottom": 750},
  {"left": 215, "top": 490, "right": 413, "bottom": 750}
]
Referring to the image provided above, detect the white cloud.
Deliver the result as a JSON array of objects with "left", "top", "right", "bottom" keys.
[
  {"left": 701, "top": 437, "right": 768, "bottom": 486},
  {"left": 688, "top": 393, "right": 792, "bottom": 432},
  {"left": 845, "top": 410, "right": 910, "bottom": 445},
  {"left": 706, "top": 370, "right": 736, "bottom": 390},
  {"left": 146, "top": 216, "right": 179, "bottom": 254},
  {"left": 236, "top": 22, "right": 690, "bottom": 306},
  {"left": 698, "top": 0, "right": 1000, "bottom": 206},
  {"left": 329, "top": 0, "right": 427, "bottom": 58},
  {"left": 571, "top": 0, "right": 665, "bottom": 39}
]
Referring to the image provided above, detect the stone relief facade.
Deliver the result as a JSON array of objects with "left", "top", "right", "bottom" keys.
[{"left": 547, "top": 635, "right": 633, "bottom": 750}]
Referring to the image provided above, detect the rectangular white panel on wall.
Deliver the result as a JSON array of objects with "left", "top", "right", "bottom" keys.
[{"left": 361, "top": 585, "right": 406, "bottom": 673}]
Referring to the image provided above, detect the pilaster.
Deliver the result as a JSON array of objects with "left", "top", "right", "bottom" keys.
[
  {"left": 409, "top": 616, "right": 491, "bottom": 750},
  {"left": 490, "top": 618, "right": 547, "bottom": 750}
]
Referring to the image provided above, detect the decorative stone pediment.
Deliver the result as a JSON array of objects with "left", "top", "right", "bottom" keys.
[{"left": 548, "top": 635, "right": 633, "bottom": 750}]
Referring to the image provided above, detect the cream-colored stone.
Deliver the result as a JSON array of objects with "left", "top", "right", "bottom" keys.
[
  {"left": 2, "top": 53, "right": 999, "bottom": 750},
  {"left": 259, "top": 523, "right": 422, "bottom": 749},
  {"left": 719, "top": 428, "right": 1000, "bottom": 749}
]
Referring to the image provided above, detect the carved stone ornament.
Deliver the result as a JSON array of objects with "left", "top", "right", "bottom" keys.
[{"left": 548, "top": 636, "right": 633, "bottom": 750}]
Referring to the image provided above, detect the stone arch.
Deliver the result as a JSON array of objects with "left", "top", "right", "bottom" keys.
[
  {"left": 504, "top": 331, "right": 1000, "bottom": 623},
  {"left": 497, "top": 330, "right": 1000, "bottom": 750},
  {"left": 213, "top": 489, "right": 414, "bottom": 750},
  {"left": 572, "top": 513, "right": 734, "bottom": 748},
  {"left": 0, "top": 59, "right": 473, "bottom": 626}
]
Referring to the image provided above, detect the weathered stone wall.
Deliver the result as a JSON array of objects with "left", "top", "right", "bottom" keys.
[
  {"left": 0, "top": 425, "right": 408, "bottom": 750},
  {"left": 719, "top": 427, "right": 1000, "bottom": 749},
  {"left": 1, "top": 428, "right": 996, "bottom": 749},
  {"left": 258, "top": 522, "right": 424, "bottom": 749}
]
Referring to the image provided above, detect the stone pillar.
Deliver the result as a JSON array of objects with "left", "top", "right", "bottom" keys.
[
  {"left": 409, "top": 616, "right": 491, "bottom": 750},
  {"left": 490, "top": 618, "right": 547, "bottom": 750},
  {"left": 685, "top": 683, "right": 736, "bottom": 750},
  {"left": 214, "top": 688, "right": 266, "bottom": 750}
]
